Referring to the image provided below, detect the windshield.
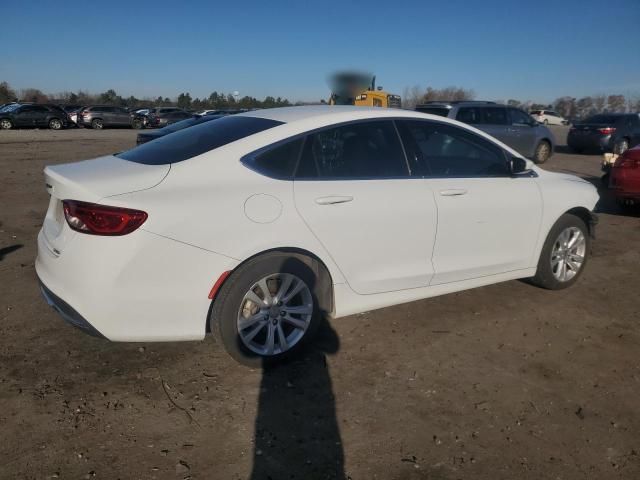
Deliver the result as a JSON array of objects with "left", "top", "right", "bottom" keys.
[{"left": 117, "top": 115, "right": 283, "bottom": 165}]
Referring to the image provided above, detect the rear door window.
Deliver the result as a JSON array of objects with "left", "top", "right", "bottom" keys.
[
  {"left": 482, "top": 107, "right": 508, "bottom": 125},
  {"left": 296, "top": 120, "right": 409, "bottom": 179},
  {"left": 456, "top": 107, "right": 482, "bottom": 124},
  {"left": 117, "top": 116, "right": 283, "bottom": 165}
]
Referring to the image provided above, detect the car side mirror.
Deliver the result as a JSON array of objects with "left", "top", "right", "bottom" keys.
[{"left": 509, "top": 156, "right": 533, "bottom": 175}]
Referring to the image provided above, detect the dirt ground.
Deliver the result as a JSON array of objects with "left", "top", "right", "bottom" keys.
[{"left": 0, "top": 126, "right": 638, "bottom": 480}]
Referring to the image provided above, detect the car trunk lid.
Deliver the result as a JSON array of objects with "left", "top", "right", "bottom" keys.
[{"left": 41, "top": 155, "right": 169, "bottom": 255}]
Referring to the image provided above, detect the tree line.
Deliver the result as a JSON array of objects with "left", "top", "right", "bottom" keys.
[
  {"left": 0, "top": 81, "right": 292, "bottom": 110},
  {"left": 3, "top": 80, "right": 639, "bottom": 119},
  {"left": 402, "top": 84, "right": 640, "bottom": 119}
]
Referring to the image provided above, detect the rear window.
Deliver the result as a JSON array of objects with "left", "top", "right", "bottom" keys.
[
  {"left": 584, "top": 115, "right": 620, "bottom": 124},
  {"left": 415, "top": 106, "right": 450, "bottom": 117},
  {"left": 117, "top": 116, "right": 283, "bottom": 165}
]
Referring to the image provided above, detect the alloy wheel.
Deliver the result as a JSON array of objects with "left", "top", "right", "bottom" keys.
[
  {"left": 550, "top": 227, "right": 586, "bottom": 282},
  {"left": 49, "top": 119, "right": 62, "bottom": 130},
  {"left": 0, "top": 119, "right": 11, "bottom": 130},
  {"left": 237, "top": 273, "right": 313, "bottom": 356},
  {"left": 536, "top": 143, "right": 550, "bottom": 163}
]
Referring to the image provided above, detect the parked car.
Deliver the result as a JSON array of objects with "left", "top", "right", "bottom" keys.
[
  {"left": 0, "top": 103, "right": 68, "bottom": 130},
  {"left": 530, "top": 110, "right": 569, "bottom": 126},
  {"left": 197, "top": 109, "right": 248, "bottom": 116},
  {"left": 61, "top": 105, "right": 83, "bottom": 126},
  {"left": 146, "top": 109, "right": 192, "bottom": 128},
  {"left": 77, "top": 106, "right": 134, "bottom": 129},
  {"left": 136, "top": 114, "right": 224, "bottom": 145},
  {"left": 609, "top": 145, "right": 640, "bottom": 209},
  {"left": 0, "top": 102, "right": 19, "bottom": 111},
  {"left": 36, "top": 106, "right": 598, "bottom": 365},
  {"left": 415, "top": 101, "right": 555, "bottom": 163},
  {"left": 567, "top": 113, "right": 640, "bottom": 154},
  {"left": 132, "top": 107, "right": 182, "bottom": 129}
]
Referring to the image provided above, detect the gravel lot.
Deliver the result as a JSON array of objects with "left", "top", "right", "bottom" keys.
[{"left": 0, "top": 126, "right": 638, "bottom": 479}]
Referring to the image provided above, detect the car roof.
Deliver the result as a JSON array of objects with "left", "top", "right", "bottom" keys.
[
  {"left": 238, "top": 105, "right": 444, "bottom": 124},
  {"left": 417, "top": 101, "right": 498, "bottom": 108}
]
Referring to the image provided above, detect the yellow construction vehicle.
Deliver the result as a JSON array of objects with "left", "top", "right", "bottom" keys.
[{"left": 328, "top": 72, "right": 401, "bottom": 108}]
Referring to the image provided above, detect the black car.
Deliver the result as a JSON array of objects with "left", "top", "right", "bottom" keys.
[
  {"left": 146, "top": 108, "right": 192, "bottom": 128},
  {"left": 136, "top": 114, "right": 224, "bottom": 145},
  {"left": 0, "top": 103, "right": 69, "bottom": 130},
  {"left": 567, "top": 113, "right": 640, "bottom": 154}
]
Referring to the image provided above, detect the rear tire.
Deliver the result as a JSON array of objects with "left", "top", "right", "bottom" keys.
[
  {"left": 48, "top": 118, "right": 62, "bottom": 130},
  {"left": 91, "top": 118, "right": 103, "bottom": 130},
  {"left": 530, "top": 214, "right": 590, "bottom": 290},
  {"left": 132, "top": 119, "right": 143, "bottom": 129},
  {"left": 210, "top": 252, "right": 324, "bottom": 367},
  {"left": 533, "top": 140, "right": 552, "bottom": 164},
  {"left": 0, "top": 118, "right": 12, "bottom": 130},
  {"left": 543, "top": 119, "right": 549, "bottom": 125}
]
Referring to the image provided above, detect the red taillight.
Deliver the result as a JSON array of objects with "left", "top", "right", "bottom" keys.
[
  {"left": 614, "top": 149, "right": 640, "bottom": 169},
  {"left": 62, "top": 200, "right": 148, "bottom": 235},
  {"left": 598, "top": 127, "right": 616, "bottom": 134}
]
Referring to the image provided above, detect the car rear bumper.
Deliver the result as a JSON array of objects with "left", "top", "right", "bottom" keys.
[
  {"left": 35, "top": 227, "right": 238, "bottom": 342},
  {"left": 39, "top": 279, "right": 106, "bottom": 338}
]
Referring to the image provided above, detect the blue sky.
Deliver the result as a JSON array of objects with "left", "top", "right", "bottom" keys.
[{"left": 2, "top": 0, "right": 639, "bottom": 103}]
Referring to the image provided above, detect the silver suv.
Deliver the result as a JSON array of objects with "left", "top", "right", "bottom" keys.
[
  {"left": 77, "top": 106, "right": 133, "bottom": 129},
  {"left": 416, "top": 101, "right": 555, "bottom": 163}
]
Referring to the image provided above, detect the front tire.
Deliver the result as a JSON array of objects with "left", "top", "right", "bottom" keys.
[
  {"left": 0, "top": 118, "right": 13, "bottom": 130},
  {"left": 533, "top": 140, "right": 552, "bottom": 164},
  {"left": 530, "top": 214, "right": 590, "bottom": 290},
  {"left": 211, "top": 252, "right": 323, "bottom": 366},
  {"left": 91, "top": 118, "right": 103, "bottom": 130}
]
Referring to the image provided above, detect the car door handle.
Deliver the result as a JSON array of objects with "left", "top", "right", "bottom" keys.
[
  {"left": 315, "top": 195, "right": 354, "bottom": 205},
  {"left": 439, "top": 189, "right": 468, "bottom": 197}
]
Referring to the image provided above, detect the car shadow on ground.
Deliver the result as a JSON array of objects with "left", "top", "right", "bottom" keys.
[
  {"left": 0, "top": 244, "right": 23, "bottom": 262},
  {"left": 249, "top": 321, "right": 345, "bottom": 480}
]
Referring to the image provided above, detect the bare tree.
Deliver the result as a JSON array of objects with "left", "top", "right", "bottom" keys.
[
  {"left": 607, "top": 95, "right": 626, "bottom": 112},
  {"left": 553, "top": 97, "right": 577, "bottom": 119},
  {"left": 401, "top": 85, "right": 424, "bottom": 110},
  {"left": 0, "top": 81, "right": 17, "bottom": 103},
  {"left": 19, "top": 88, "right": 49, "bottom": 103},
  {"left": 422, "top": 86, "right": 475, "bottom": 103},
  {"left": 575, "top": 96, "right": 594, "bottom": 119},
  {"left": 592, "top": 94, "right": 606, "bottom": 113}
]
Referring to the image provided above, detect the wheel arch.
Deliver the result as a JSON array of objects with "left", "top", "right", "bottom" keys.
[
  {"left": 206, "top": 246, "right": 335, "bottom": 332},
  {"left": 565, "top": 206, "right": 596, "bottom": 238}
]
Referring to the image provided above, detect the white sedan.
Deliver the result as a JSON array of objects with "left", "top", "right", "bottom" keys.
[
  {"left": 36, "top": 106, "right": 598, "bottom": 365},
  {"left": 530, "top": 110, "right": 569, "bottom": 126}
]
